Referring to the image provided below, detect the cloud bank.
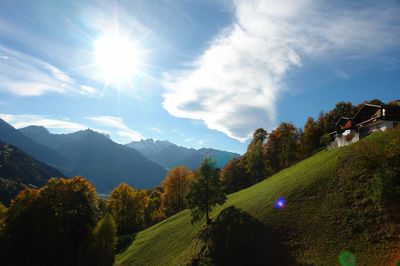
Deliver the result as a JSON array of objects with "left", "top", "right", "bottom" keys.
[
  {"left": 86, "top": 116, "right": 143, "bottom": 141},
  {"left": 0, "top": 113, "right": 88, "bottom": 132},
  {"left": 162, "top": 0, "right": 400, "bottom": 142}
]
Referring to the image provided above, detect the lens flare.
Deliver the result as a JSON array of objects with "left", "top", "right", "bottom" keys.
[
  {"left": 274, "top": 198, "right": 285, "bottom": 209},
  {"left": 339, "top": 252, "right": 356, "bottom": 266}
]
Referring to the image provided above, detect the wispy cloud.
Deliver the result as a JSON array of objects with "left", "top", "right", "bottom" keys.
[
  {"left": 149, "top": 127, "right": 163, "bottom": 134},
  {"left": 172, "top": 128, "right": 184, "bottom": 137},
  {"left": 162, "top": 0, "right": 400, "bottom": 142},
  {"left": 0, "top": 113, "right": 88, "bottom": 132},
  {"left": 86, "top": 116, "right": 144, "bottom": 141},
  {"left": 334, "top": 70, "right": 349, "bottom": 79},
  {"left": 0, "top": 44, "right": 100, "bottom": 97}
]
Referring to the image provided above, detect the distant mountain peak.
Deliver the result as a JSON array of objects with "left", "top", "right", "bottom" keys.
[
  {"left": 18, "top": 125, "right": 50, "bottom": 136},
  {"left": 126, "top": 138, "right": 240, "bottom": 170}
]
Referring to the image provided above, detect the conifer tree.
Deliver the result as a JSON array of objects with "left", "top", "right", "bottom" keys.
[{"left": 186, "top": 158, "right": 226, "bottom": 225}]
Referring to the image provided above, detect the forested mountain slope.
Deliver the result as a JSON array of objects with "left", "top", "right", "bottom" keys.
[
  {"left": 0, "top": 119, "right": 72, "bottom": 170},
  {"left": 0, "top": 142, "right": 64, "bottom": 206},
  {"left": 117, "top": 130, "right": 400, "bottom": 266}
]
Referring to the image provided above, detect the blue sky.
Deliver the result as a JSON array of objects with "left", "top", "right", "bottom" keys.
[{"left": 0, "top": 0, "right": 399, "bottom": 154}]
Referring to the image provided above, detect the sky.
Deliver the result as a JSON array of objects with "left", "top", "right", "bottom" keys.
[{"left": 0, "top": 0, "right": 399, "bottom": 154}]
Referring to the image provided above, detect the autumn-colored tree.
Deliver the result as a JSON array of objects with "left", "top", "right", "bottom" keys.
[
  {"left": 241, "top": 128, "right": 268, "bottom": 184},
  {"left": 145, "top": 187, "right": 165, "bottom": 226},
  {"left": 161, "top": 166, "right": 193, "bottom": 216},
  {"left": 264, "top": 123, "right": 300, "bottom": 174},
  {"left": 89, "top": 213, "right": 117, "bottom": 266},
  {"left": 220, "top": 157, "right": 249, "bottom": 193},
  {"left": 302, "top": 117, "right": 323, "bottom": 156},
  {"left": 386, "top": 99, "right": 400, "bottom": 106},
  {"left": 107, "top": 183, "right": 149, "bottom": 235},
  {"left": 0, "top": 201, "right": 6, "bottom": 225},
  {"left": 264, "top": 129, "right": 280, "bottom": 175},
  {"left": 277, "top": 122, "right": 300, "bottom": 169},
  {"left": 3, "top": 176, "right": 99, "bottom": 265},
  {"left": 186, "top": 158, "right": 226, "bottom": 225}
]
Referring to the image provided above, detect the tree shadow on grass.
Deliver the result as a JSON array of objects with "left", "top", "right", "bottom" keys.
[
  {"left": 116, "top": 233, "right": 137, "bottom": 254},
  {"left": 178, "top": 206, "right": 301, "bottom": 266}
]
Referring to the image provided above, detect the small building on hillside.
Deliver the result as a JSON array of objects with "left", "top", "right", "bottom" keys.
[{"left": 328, "top": 101, "right": 400, "bottom": 149}]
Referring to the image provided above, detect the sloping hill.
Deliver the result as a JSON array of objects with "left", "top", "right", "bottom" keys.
[
  {"left": 116, "top": 130, "right": 400, "bottom": 266},
  {"left": 126, "top": 139, "right": 240, "bottom": 169},
  {"left": 0, "top": 141, "right": 64, "bottom": 206}
]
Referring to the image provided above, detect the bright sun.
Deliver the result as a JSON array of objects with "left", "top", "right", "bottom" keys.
[{"left": 94, "top": 34, "right": 139, "bottom": 80}]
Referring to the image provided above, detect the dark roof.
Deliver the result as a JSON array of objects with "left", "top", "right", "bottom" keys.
[{"left": 335, "top": 117, "right": 352, "bottom": 126}]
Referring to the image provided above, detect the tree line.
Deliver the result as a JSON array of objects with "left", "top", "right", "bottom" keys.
[{"left": 221, "top": 98, "right": 397, "bottom": 194}]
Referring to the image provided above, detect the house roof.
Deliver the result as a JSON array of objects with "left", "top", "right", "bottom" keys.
[{"left": 335, "top": 117, "right": 352, "bottom": 126}]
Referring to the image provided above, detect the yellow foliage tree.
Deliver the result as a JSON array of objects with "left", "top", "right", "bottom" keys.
[
  {"left": 107, "top": 183, "right": 149, "bottom": 235},
  {"left": 161, "top": 166, "right": 193, "bottom": 216}
]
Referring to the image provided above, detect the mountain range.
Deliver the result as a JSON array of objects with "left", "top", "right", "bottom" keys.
[
  {"left": 126, "top": 139, "right": 240, "bottom": 170},
  {"left": 17, "top": 125, "right": 167, "bottom": 193},
  {"left": 0, "top": 118, "right": 240, "bottom": 194}
]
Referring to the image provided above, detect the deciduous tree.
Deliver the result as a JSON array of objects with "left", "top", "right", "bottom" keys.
[
  {"left": 161, "top": 166, "right": 193, "bottom": 216},
  {"left": 186, "top": 158, "right": 226, "bottom": 225},
  {"left": 241, "top": 128, "right": 267, "bottom": 184},
  {"left": 89, "top": 213, "right": 117, "bottom": 266},
  {"left": 220, "top": 157, "right": 248, "bottom": 193},
  {"left": 107, "top": 183, "right": 149, "bottom": 235}
]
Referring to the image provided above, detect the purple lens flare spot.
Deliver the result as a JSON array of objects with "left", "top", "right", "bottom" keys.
[{"left": 274, "top": 197, "right": 286, "bottom": 209}]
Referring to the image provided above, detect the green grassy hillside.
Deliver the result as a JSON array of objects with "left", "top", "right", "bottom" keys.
[{"left": 116, "top": 130, "right": 400, "bottom": 266}]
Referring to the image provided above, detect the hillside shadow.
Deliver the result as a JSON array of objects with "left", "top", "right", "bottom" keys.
[
  {"left": 116, "top": 233, "right": 137, "bottom": 254},
  {"left": 179, "top": 206, "right": 300, "bottom": 266}
]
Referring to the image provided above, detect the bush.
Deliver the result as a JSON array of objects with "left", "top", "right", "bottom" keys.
[
  {"left": 320, "top": 134, "right": 331, "bottom": 146},
  {"left": 116, "top": 233, "right": 136, "bottom": 253},
  {"left": 371, "top": 168, "right": 399, "bottom": 207},
  {"left": 345, "top": 132, "right": 355, "bottom": 142}
]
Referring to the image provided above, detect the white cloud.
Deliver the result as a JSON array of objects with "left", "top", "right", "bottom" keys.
[
  {"left": 80, "top": 85, "right": 100, "bottom": 96},
  {"left": 162, "top": 0, "right": 400, "bottom": 141},
  {"left": 0, "top": 44, "right": 100, "bottom": 97},
  {"left": 0, "top": 113, "right": 87, "bottom": 132},
  {"left": 149, "top": 127, "right": 163, "bottom": 134},
  {"left": 334, "top": 70, "right": 349, "bottom": 79},
  {"left": 86, "top": 116, "right": 144, "bottom": 141}
]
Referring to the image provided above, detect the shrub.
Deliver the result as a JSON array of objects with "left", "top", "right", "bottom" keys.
[
  {"left": 345, "top": 132, "right": 354, "bottom": 142},
  {"left": 320, "top": 134, "right": 331, "bottom": 146},
  {"left": 371, "top": 168, "right": 399, "bottom": 207}
]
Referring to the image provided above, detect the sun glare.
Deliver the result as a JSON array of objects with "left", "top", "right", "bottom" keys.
[{"left": 94, "top": 34, "right": 139, "bottom": 80}]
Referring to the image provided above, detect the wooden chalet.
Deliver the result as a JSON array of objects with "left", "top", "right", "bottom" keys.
[{"left": 328, "top": 101, "right": 400, "bottom": 149}]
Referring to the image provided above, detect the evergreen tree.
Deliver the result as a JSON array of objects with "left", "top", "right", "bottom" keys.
[{"left": 186, "top": 158, "right": 226, "bottom": 225}]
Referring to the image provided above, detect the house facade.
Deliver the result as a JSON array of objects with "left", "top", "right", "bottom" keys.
[{"left": 328, "top": 101, "right": 400, "bottom": 149}]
